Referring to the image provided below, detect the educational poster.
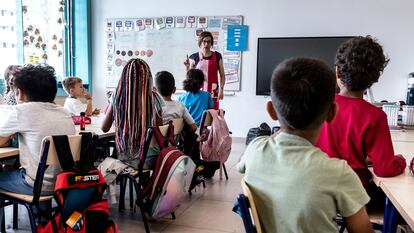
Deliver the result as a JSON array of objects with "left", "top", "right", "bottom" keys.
[{"left": 104, "top": 15, "right": 243, "bottom": 91}]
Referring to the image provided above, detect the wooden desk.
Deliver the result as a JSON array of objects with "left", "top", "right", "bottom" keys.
[
  {"left": 0, "top": 147, "right": 19, "bottom": 159},
  {"left": 381, "top": 181, "right": 414, "bottom": 230},
  {"left": 391, "top": 130, "right": 414, "bottom": 143}
]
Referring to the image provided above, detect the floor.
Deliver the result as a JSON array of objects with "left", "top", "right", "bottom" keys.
[{"left": 4, "top": 138, "right": 247, "bottom": 233}]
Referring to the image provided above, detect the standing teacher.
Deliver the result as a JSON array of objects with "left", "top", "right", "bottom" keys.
[{"left": 184, "top": 31, "right": 225, "bottom": 109}]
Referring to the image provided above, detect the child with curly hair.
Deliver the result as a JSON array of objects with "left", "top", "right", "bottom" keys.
[{"left": 316, "top": 36, "right": 406, "bottom": 206}]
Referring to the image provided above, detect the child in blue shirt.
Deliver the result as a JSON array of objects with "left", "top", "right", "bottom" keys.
[{"left": 178, "top": 69, "right": 213, "bottom": 126}]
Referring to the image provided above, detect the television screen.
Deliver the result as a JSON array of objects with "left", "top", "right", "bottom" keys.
[{"left": 256, "top": 36, "right": 354, "bottom": 96}]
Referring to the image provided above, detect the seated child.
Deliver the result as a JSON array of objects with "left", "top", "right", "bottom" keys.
[
  {"left": 155, "top": 70, "right": 197, "bottom": 131},
  {"left": 62, "top": 76, "right": 99, "bottom": 116},
  {"left": 0, "top": 64, "right": 76, "bottom": 195},
  {"left": 101, "top": 58, "right": 164, "bottom": 168},
  {"left": 3, "top": 65, "right": 22, "bottom": 106},
  {"left": 178, "top": 69, "right": 213, "bottom": 126},
  {"left": 237, "top": 58, "right": 373, "bottom": 233},
  {"left": 316, "top": 36, "right": 406, "bottom": 203}
]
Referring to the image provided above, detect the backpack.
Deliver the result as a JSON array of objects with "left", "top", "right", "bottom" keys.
[
  {"left": 245, "top": 122, "right": 271, "bottom": 145},
  {"left": 141, "top": 123, "right": 195, "bottom": 219},
  {"left": 37, "top": 133, "right": 117, "bottom": 233},
  {"left": 200, "top": 109, "right": 232, "bottom": 177}
]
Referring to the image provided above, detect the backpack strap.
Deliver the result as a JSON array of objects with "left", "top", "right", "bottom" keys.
[
  {"left": 152, "top": 122, "right": 175, "bottom": 149},
  {"left": 78, "top": 132, "right": 97, "bottom": 167},
  {"left": 52, "top": 135, "right": 75, "bottom": 171}
]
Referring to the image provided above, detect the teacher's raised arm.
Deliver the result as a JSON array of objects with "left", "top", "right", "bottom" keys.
[{"left": 185, "top": 31, "right": 225, "bottom": 109}]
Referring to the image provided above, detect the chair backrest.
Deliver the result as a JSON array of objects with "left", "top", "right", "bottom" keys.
[
  {"left": 240, "top": 178, "right": 263, "bottom": 233},
  {"left": 41, "top": 135, "right": 83, "bottom": 165},
  {"left": 149, "top": 118, "right": 184, "bottom": 147}
]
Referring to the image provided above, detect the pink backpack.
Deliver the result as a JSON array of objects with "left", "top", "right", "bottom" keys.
[{"left": 200, "top": 109, "right": 232, "bottom": 178}]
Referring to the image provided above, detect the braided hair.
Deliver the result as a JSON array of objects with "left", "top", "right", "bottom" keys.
[{"left": 113, "top": 58, "right": 162, "bottom": 160}]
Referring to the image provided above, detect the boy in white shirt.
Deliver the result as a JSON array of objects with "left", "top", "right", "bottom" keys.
[
  {"left": 0, "top": 64, "right": 76, "bottom": 195},
  {"left": 155, "top": 71, "right": 197, "bottom": 131},
  {"left": 62, "top": 76, "right": 99, "bottom": 116}
]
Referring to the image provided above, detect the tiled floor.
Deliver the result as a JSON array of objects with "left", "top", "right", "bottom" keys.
[{"left": 4, "top": 138, "right": 247, "bottom": 233}]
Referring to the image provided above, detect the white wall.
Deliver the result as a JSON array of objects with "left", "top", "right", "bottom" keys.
[{"left": 91, "top": 0, "right": 414, "bottom": 137}]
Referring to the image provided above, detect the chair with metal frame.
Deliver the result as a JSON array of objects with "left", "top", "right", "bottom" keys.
[
  {"left": 117, "top": 118, "right": 184, "bottom": 233},
  {"left": 0, "top": 134, "right": 92, "bottom": 233},
  {"left": 237, "top": 178, "right": 262, "bottom": 233}
]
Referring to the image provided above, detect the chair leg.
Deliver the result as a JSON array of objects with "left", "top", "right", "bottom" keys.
[
  {"left": 1, "top": 213, "right": 5, "bottom": 233},
  {"left": 131, "top": 179, "right": 150, "bottom": 233},
  {"left": 118, "top": 177, "right": 126, "bottom": 211},
  {"left": 24, "top": 203, "right": 37, "bottom": 233},
  {"left": 129, "top": 179, "right": 134, "bottom": 209},
  {"left": 223, "top": 163, "right": 229, "bottom": 180},
  {"left": 13, "top": 204, "right": 18, "bottom": 229},
  {"left": 171, "top": 212, "right": 176, "bottom": 220}
]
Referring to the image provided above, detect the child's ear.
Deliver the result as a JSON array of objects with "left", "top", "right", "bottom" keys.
[
  {"left": 326, "top": 103, "right": 338, "bottom": 123},
  {"left": 266, "top": 101, "right": 278, "bottom": 121},
  {"left": 15, "top": 88, "right": 26, "bottom": 103}
]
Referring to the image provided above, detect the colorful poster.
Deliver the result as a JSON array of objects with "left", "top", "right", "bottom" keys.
[
  {"left": 227, "top": 25, "right": 248, "bottom": 51},
  {"left": 105, "top": 21, "right": 114, "bottom": 32},
  {"left": 187, "top": 16, "right": 196, "bottom": 28},
  {"left": 208, "top": 18, "right": 221, "bottom": 28},
  {"left": 155, "top": 17, "right": 166, "bottom": 30},
  {"left": 106, "top": 32, "right": 114, "bottom": 42},
  {"left": 115, "top": 20, "right": 123, "bottom": 31},
  {"left": 175, "top": 16, "right": 186, "bottom": 28},
  {"left": 197, "top": 17, "right": 207, "bottom": 28},
  {"left": 124, "top": 20, "right": 133, "bottom": 31},
  {"left": 165, "top": 17, "right": 175, "bottom": 28},
  {"left": 135, "top": 19, "right": 145, "bottom": 31},
  {"left": 145, "top": 18, "right": 154, "bottom": 29},
  {"left": 106, "top": 43, "right": 114, "bottom": 53}
]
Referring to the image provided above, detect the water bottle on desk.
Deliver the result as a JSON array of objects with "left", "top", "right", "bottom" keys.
[{"left": 80, "top": 112, "right": 86, "bottom": 131}]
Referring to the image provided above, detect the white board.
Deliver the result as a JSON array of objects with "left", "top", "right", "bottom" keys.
[{"left": 104, "top": 16, "right": 243, "bottom": 91}]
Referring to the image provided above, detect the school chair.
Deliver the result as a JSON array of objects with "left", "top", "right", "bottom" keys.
[
  {"left": 0, "top": 134, "right": 96, "bottom": 233},
  {"left": 237, "top": 178, "right": 262, "bottom": 233},
  {"left": 117, "top": 118, "right": 184, "bottom": 233},
  {"left": 199, "top": 110, "right": 230, "bottom": 180},
  {"left": 336, "top": 207, "right": 383, "bottom": 232}
]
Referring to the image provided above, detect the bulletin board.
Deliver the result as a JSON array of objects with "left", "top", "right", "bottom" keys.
[{"left": 104, "top": 16, "right": 243, "bottom": 91}]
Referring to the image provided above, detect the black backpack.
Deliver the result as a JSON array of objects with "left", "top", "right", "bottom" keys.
[{"left": 245, "top": 123, "right": 272, "bottom": 145}]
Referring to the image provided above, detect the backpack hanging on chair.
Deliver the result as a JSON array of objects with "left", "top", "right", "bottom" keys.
[
  {"left": 140, "top": 123, "right": 195, "bottom": 220},
  {"left": 37, "top": 133, "right": 118, "bottom": 233},
  {"left": 200, "top": 109, "right": 232, "bottom": 178}
]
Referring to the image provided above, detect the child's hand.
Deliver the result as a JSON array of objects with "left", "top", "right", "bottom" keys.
[
  {"left": 83, "top": 91, "right": 92, "bottom": 100},
  {"left": 92, "top": 108, "right": 100, "bottom": 115}
]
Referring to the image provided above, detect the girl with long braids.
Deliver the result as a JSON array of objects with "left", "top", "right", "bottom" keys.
[{"left": 102, "top": 58, "right": 163, "bottom": 168}]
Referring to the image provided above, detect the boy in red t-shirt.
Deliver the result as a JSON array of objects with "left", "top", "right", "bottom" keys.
[{"left": 316, "top": 36, "right": 406, "bottom": 206}]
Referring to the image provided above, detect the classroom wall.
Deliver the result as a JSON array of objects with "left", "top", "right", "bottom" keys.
[{"left": 91, "top": 0, "right": 414, "bottom": 137}]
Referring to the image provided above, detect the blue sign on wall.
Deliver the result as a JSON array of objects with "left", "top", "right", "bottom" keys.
[{"left": 227, "top": 25, "right": 248, "bottom": 51}]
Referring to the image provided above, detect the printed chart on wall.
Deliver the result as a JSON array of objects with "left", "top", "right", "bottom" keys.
[{"left": 104, "top": 16, "right": 243, "bottom": 91}]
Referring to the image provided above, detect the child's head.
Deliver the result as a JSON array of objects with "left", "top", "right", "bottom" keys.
[
  {"left": 62, "top": 76, "right": 83, "bottom": 97},
  {"left": 184, "top": 69, "right": 204, "bottom": 94},
  {"left": 335, "top": 36, "right": 389, "bottom": 92},
  {"left": 269, "top": 57, "right": 336, "bottom": 130},
  {"left": 13, "top": 64, "right": 57, "bottom": 103},
  {"left": 4, "top": 65, "right": 22, "bottom": 93},
  {"left": 155, "top": 71, "right": 175, "bottom": 97},
  {"left": 114, "top": 58, "right": 161, "bottom": 158}
]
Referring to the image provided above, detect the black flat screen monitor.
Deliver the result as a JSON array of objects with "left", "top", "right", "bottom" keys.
[{"left": 256, "top": 36, "right": 354, "bottom": 96}]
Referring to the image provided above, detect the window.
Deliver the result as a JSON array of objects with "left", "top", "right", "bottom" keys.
[{"left": 0, "top": 0, "right": 91, "bottom": 94}]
